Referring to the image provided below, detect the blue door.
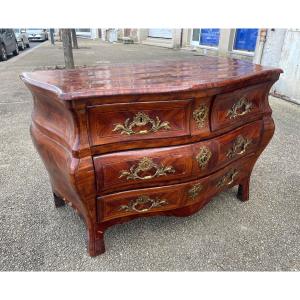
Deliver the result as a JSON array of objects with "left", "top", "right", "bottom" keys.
[{"left": 234, "top": 29, "right": 258, "bottom": 52}]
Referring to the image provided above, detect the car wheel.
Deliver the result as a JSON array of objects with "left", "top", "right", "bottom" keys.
[
  {"left": 13, "top": 42, "right": 19, "bottom": 56},
  {"left": 0, "top": 44, "right": 8, "bottom": 61}
]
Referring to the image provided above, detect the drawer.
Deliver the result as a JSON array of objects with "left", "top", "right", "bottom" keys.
[
  {"left": 214, "top": 120, "right": 262, "bottom": 167},
  {"left": 94, "top": 144, "right": 194, "bottom": 193},
  {"left": 88, "top": 100, "right": 192, "bottom": 146},
  {"left": 211, "top": 83, "right": 270, "bottom": 131},
  {"left": 97, "top": 155, "right": 255, "bottom": 222},
  {"left": 98, "top": 185, "right": 184, "bottom": 221},
  {"left": 94, "top": 121, "right": 262, "bottom": 194}
]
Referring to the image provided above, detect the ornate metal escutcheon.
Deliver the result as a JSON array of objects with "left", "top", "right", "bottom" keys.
[
  {"left": 227, "top": 135, "right": 252, "bottom": 159},
  {"left": 227, "top": 97, "right": 253, "bottom": 119},
  {"left": 119, "top": 157, "right": 175, "bottom": 181},
  {"left": 196, "top": 146, "right": 212, "bottom": 169},
  {"left": 217, "top": 169, "right": 239, "bottom": 188},
  {"left": 112, "top": 112, "right": 171, "bottom": 135},
  {"left": 193, "top": 104, "right": 208, "bottom": 128},
  {"left": 118, "top": 195, "right": 168, "bottom": 213},
  {"left": 188, "top": 183, "right": 203, "bottom": 200}
]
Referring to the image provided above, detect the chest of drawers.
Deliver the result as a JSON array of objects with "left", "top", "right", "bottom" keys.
[{"left": 21, "top": 57, "right": 282, "bottom": 256}]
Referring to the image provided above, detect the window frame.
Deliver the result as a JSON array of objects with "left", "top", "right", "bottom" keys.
[
  {"left": 190, "top": 28, "right": 220, "bottom": 49},
  {"left": 231, "top": 29, "right": 258, "bottom": 55}
]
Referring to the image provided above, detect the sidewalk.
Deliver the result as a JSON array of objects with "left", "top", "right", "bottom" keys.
[{"left": 0, "top": 39, "right": 299, "bottom": 271}]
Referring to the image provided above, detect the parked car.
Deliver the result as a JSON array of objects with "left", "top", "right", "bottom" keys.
[
  {"left": 14, "top": 29, "right": 30, "bottom": 50},
  {"left": 27, "top": 28, "right": 48, "bottom": 42},
  {"left": 0, "top": 29, "right": 19, "bottom": 61}
]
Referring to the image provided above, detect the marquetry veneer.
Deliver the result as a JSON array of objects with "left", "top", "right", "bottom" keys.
[{"left": 21, "top": 57, "right": 282, "bottom": 256}]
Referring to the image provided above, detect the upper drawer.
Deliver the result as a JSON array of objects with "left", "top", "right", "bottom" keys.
[
  {"left": 211, "top": 83, "right": 270, "bottom": 131},
  {"left": 87, "top": 100, "right": 192, "bottom": 146}
]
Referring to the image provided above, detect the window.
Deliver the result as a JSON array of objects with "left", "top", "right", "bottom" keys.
[
  {"left": 233, "top": 29, "right": 258, "bottom": 52},
  {"left": 191, "top": 28, "right": 220, "bottom": 47},
  {"left": 192, "top": 29, "right": 200, "bottom": 43},
  {"left": 76, "top": 29, "right": 91, "bottom": 33},
  {"left": 200, "top": 29, "right": 220, "bottom": 46},
  {"left": 148, "top": 29, "right": 172, "bottom": 39}
]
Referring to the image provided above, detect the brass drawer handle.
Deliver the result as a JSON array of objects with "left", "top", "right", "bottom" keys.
[
  {"left": 196, "top": 146, "right": 212, "bottom": 169},
  {"left": 227, "top": 135, "right": 252, "bottom": 158},
  {"left": 119, "top": 157, "right": 175, "bottom": 181},
  {"left": 188, "top": 183, "right": 203, "bottom": 200},
  {"left": 119, "top": 195, "right": 168, "bottom": 213},
  {"left": 217, "top": 169, "right": 239, "bottom": 188},
  {"left": 227, "top": 97, "right": 253, "bottom": 119},
  {"left": 113, "top": 112, "right": 171, "bottom": 135},
  {"left": 193, "top": 104, "right": 208, "bottom": 128}
]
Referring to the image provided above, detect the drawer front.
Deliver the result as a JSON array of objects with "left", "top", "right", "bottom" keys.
[
  {"left": 211, "top": 83, "right": 269, "bottom": 131},
  {"left": 97, "top": 155, "right": 255, "bottom": 222},
  {"left": 88, "top": 100, "right": 192, "bottom": 146},
  {"left": 98, "top": 185, "right": 184, "bottom": 221},
  {"left": 94, "top": 145, "right": 194, "bottom": 193},
  {"left": 94, "top": 121, "right": 262, "bottom": 194},
  {"left": 214, "top": 120, "right": 262, "bottom": 167}
]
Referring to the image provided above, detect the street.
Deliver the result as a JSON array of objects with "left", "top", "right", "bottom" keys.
[
  {"left": 28, "top": 41, "right": 44, "bottom": 49},
  {"left": 0, "top": 41, "right": 45, "bottom": 63}
]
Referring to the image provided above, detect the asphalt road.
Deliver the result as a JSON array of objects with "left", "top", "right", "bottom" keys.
[{"left": 28, "top": 41, "right": 44, "bottom": 49}]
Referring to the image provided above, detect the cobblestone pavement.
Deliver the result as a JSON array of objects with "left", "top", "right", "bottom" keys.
[{"left": 0, "top": 39, "right": 299, "bottom": 271}]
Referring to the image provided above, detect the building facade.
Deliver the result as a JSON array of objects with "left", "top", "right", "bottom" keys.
[
  {"left": 136, "top": 28, "right": 260, "bottom": 61},
  {"left": 109, "top": 28, "right": 298, "bottom": 104},
  {"left": 89, "top": 28, "right": 298, "bottom": 104}
]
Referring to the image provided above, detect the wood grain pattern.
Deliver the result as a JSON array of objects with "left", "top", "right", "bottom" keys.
[
  {"left": 88, "top": 100, "right": 191, "bottom": 146},
  {"left": 211, "top": 82, "right": 272, "bottom": 131},
  {"left": 93, "top": 120, "right": 262, "bottom": 194},
  {"left": 20, "top": 57, "right": 282, "bottom": 256},
  {"left": 97, "top": 154, "right": 255, "bottom": 222},
  {"left": 20, "top": 57, "right": 282, "bottom": 100}
]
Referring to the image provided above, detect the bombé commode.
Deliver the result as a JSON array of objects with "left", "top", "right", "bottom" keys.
[{"left": 21, "top": 57, "right": 282, "bottom": 256}]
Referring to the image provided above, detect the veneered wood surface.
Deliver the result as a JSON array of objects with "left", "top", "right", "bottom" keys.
[
  {"left": 20, "top": 57, "right": 282, "bottom": 256},
  {"left": 97, "top": 154, "right": 255, "bottom": 222},
  {"left": 20, "top": 57, "right": 282, "bottom": 100},
  {"left": 93, "top": 120, "right": 262, "bottom": 194},
  {"left": 211, "top": 82, "right": 272, "bottom": 131},
  {"left": 88, "top": 100, "right": 191, "bottom": 146}
]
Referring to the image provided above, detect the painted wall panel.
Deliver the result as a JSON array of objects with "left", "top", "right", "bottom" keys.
[
  {"left": 275, "top": 30, "right": 300, "bottom": 104},
  {"left": 261, "top": 29, "right": 300, "bottom": 104}
]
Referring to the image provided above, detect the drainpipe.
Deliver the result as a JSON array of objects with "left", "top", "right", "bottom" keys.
[
  {"left": 254, "top": 28, "right": 267, "bottom": 64},
  {"left": 180, "top": 29, "right": 183, "bottom": 48}
]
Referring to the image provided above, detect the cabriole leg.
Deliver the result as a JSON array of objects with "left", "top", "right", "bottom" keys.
[
  {"left": 237, "top": 176, "right": 250, "bottom": 202},
  {"left": 87, "top": 227, "right": 106, "bottom": 257},
  {"left": 53, "top": 192, "right": 66, "bottom": 207}
]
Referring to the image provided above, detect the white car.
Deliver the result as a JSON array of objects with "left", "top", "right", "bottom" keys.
[
  {"left": 27, "top": 28, "right": 48, "bottom": 42},
  {"left": 14, "top": 29, "right": 30, "bottom": 50}
]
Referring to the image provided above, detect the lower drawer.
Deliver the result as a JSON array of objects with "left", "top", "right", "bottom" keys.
[{"left": 97, "top": 155, "right": 255, "bottom": 222}]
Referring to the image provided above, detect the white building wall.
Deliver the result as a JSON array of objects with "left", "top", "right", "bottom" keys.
[{"left": 261, "top": 29, "right": 300, "bottom": 104}]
